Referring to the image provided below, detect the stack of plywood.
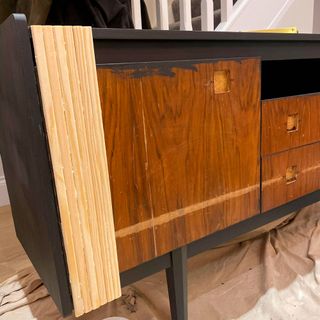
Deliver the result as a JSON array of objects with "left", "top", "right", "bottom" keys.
[{"left": 31, "top": 26, "right": 121, "bottom": 317}]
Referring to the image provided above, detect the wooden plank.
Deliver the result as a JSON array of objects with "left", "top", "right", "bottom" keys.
[
  {"left": 262, "top": 94, "right": 320, "bottom": 155},
  {"left": 0, "top": 14, "right": 72, "bottom": 316},
  {"left": 97, "top": 58, "right": 261, "bottom": 269},
  {"left": 31, "top": 26, "right": 121, "bottom": 316},
  {"left": 262, "top": 142, "right": 320, "bottom": 212}
]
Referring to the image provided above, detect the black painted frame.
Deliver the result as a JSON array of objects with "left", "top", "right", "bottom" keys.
[
  {"left": 0, "top": 14, "right": 72, "bottom": 314},
  {"left": 1, "top": 14, "right": 320, "bottom": 319},
  {"left": 92, "top": 27, "right": 320, "bottom": 64}
]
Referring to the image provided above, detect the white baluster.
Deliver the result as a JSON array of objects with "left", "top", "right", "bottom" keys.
[
  {"left": 179, "top": 0, "right": 193, "bottom": 31},
  {"left": 132, "top": 0, "right": 142, "bottom": 29},
  {"left": 156, "top": 0, "right": 169, "bottom": 30},
  {"left": 221, "top": 0, "right": 233, "bottom": 23},
  {"left": 201, "top": 0, "right": 214, "bottom": 31}
]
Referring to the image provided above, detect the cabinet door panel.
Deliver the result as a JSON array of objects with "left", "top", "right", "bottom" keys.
[{"left": 98, "top": 58, "right": 260, "bottom": 271}]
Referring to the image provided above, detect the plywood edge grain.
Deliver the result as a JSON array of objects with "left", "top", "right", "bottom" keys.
[{"left": 31, "top": 25, "right": 121, "bottom": 316}]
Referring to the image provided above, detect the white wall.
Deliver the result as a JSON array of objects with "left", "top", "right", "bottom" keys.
[
  {"left": 270, "top": 0, "right": 315, "bottom": 33},
  {"left": 0, "top": 157, "right": 9, "bottom": 207},
  {"left": 217, "top": 0, "right": 315, "bottom": 33},
  {"left": 314, "top": 0, "right": 320, "bottom": 33}
]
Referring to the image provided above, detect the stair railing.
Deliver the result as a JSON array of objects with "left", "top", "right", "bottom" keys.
[
  {"left": 156, "top": 0, "right": 170, "bottom": 30},
  {"left": 221, "top": 0, "right": 233, "bottom": 22},
  {"left": 131, "top": 0, "right": 235, "bottom": 31},
  {"left": 131, "top": 0, "right": 142, "bottom": 29},
  {"left": 201, "top": 0, "right": 214, "bottom": 31}
]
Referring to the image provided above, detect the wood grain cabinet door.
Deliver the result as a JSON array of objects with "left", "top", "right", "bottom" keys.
[{"left": 97, "top": 58, "right": 261, "bottom": 271}]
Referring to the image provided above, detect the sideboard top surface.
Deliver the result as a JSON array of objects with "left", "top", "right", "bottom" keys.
[
  {"left": 92, "top": 27, "right": 320, "bottom": 42},
  {"left": 89, "top": 25, "right": 320, "bottom": 64}
]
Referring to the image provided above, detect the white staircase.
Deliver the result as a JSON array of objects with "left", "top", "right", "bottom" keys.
[
  {"left": 216, "top": 0, "right": 316, "bottom": 33},
  {"left": 140, "top": 0, "right": 318, "bottom": 33}
]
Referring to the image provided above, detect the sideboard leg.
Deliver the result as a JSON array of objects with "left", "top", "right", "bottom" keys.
[{"left": 166, "top": 246, "right": 188, "bottom": 320}]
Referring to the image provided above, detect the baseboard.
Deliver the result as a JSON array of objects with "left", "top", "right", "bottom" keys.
[{"left": 0, "top": 176, "right": 9, "bottom": 207}]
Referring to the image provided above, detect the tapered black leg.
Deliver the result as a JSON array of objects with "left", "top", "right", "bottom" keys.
[{"left": 166, "top": 246, "right": 188, "bottom": 320}]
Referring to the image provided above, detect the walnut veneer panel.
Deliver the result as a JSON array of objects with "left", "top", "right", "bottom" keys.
[
  {"left": 262, "top": 94, "right": 320, "bottom": 156},
  {"left": 31, "top": 26, "right": 121, "bottom": 316},
  {"left": 262, "top": 142, "right": 320, "bottom": 212},
  {"left": 98, "top": 68, "right": 156, "bottom": 272},
  {"left": 98, "top": 58, "right": 261, "bottom": 271}
]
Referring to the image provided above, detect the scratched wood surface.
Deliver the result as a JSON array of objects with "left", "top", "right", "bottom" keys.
[
  {"left": 262, "top": 94, "right": 320, "bottom": 156},
  {"left": 98, "top": 58, "right": 261, "bottom": 271},
  {"left": 31, "top": 26, "right": 121, "bottom": 316},
  {"left": 262, "top": 142, "right": 320, "bottom": 212}
]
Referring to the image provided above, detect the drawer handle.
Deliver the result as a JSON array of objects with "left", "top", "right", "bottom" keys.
[
  {"left": 285, "top": 166, "right": 298, "bottom": 184},
  {"left": 214, "top": 70, "right": 231, "bottom": 94},
  {"left": 287, "top": 114, "right": 299, "bottom": 133}
]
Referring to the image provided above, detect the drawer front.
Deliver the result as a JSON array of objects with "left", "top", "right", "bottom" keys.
[
  {"left": 262, "top": 94, "right": 320, "bottom": 156},
  {"left": 262, "top": 142, "right": 320, "bottom": 212}
]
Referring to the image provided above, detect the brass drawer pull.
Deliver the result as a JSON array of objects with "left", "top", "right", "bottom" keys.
[
  {"left": 285, "top": 166, "right": 298, "bottom": 184},
  {"left": 287, "top": 114, "right": 299, "bottom": 133},
  {"left": 214, "top": 70, "right": 231, "bottom": 94}
]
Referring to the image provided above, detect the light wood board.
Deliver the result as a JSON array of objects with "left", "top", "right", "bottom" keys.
[{"left": 31, "top": 26, "right": 121, "bottom": 316}]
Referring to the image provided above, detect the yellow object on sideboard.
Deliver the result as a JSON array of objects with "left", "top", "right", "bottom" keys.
[{"left": 246, "top": 27, "right": 298, "bottom": 33}]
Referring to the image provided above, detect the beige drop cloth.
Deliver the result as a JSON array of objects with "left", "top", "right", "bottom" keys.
[{"left": 1, "top": 203, "right": 320, "bottom": 319}]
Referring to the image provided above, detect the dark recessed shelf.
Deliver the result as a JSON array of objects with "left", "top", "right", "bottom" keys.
[{"left": 262, "top": 59, "right": 320, "bottom": 100}]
